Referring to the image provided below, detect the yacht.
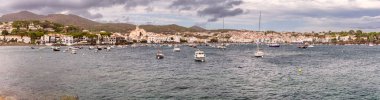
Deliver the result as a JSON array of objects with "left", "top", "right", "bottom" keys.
[
  {"left": 156, "top": 50, "right": 164, "bottom": 59},
  {"left": 254, "top": 12, "right": 264, "bottom": 58},
  {"left": 173, "top": 46, "right": 181, "bottom": 52},
  {"left": 254, "top": 43, "right": 264, "bottom": 58},
  {"left": 194, "top": 49, "right": 206, "bottom": 62}
]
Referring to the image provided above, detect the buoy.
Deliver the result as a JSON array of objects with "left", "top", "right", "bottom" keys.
[{"left": 298, "top": 68, "right": 303, "bottom": 75}]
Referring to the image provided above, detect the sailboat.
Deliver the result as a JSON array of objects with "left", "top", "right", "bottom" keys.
[
  {"left": 254, "top": 43, "right": 264, "bottom": 58},
  {"left": 254, "top": 11, "right": 264, "bottom": 58},
  {"left": 156, "top": 46, "right": 164, "bottom": 59}
]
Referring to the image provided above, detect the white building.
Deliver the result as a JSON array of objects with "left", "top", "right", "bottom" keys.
[
  {"left": 129, "top": 26, "right": 148, "bottom": 42},
  {"left": 62, "top": 35, "right": 74, "bottom": 45},
  {"left": 2, "top": 35, "right": 31, "bottom": 43}
]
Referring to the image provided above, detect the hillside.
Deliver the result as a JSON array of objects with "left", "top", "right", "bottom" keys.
[{"left": 0, "top": 11, "right": 208, "bottom": 33}]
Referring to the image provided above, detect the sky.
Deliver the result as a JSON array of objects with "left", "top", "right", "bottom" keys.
[{"left": 1, "top": 0, "right": 380, "bottom": 32}]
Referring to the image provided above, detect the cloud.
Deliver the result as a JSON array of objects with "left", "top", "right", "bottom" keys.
[
  {"left": 1, "top": 0, "right": 380, "bottom": 31},
  {"left": 170, "top": 0, "right": 246, "bottom": 22},
  {"left": 1, "top": 0, "right": 159, "bottom": 19}
]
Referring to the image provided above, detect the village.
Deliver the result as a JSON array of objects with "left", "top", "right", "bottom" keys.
[{"left": 0, "top": 21, "right": 379, "bottom": 46}]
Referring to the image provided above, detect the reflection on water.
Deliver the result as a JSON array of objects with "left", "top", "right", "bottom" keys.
[{"left": 0, "top": 45, "right": 380, "bottom": 99}]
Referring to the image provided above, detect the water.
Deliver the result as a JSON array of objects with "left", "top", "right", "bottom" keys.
[{"left": 1, "top": 45, "right": 380, "bottom": 99}]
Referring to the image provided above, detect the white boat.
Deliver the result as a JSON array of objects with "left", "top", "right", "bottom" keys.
[
  {"left": 254, "top": 12, "right": 264, "bottom": 58},
  {"left": 45, "top": 43, "right": 53, "bottom": 46},
  {"left": 254, "top": 43, "right": 264, "bottom": 58},
  {"left": 308, "top": 45, "right": 315, "bottom": 48},
  {"left": 156, "top": 50, "right": 164, "bottom": 59},
  {"left": 89, "top": 46, "right": 95, "bottom": 50},
  {"left": 106, "top": 46, "right": 111, "bottom": 51},
  {"left": 71, "top": 50, "right": 77, "bottom": 54},
  {"left": 217, "top": 45, "right": 227, "bottom": 49},
  {"left": 52, "top": 46, "right": 60, "bottom": 51},
  {"left": 173, "top": 46, "right": 181, "bottom": 52},
  {"left": 369, "top": 43, "right": 374, "bottom": 47},
  {"left": 194, "top": 49, "right": 206, "bottom": 62}
]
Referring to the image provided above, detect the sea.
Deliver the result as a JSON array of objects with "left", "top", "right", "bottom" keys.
[{"left": 0, "top": 44, "right": 380, "bottom": 99}]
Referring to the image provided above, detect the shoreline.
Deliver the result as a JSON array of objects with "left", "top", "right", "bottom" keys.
[{"left": 0, "top": 43, "right": 378, "bottom": 47}]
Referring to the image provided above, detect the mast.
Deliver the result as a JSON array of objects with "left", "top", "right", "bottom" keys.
[
  {"left": 223, "top": 17, "right": 225, "bottom": 30},
  {"left": 259, "top": 11, "right": 262, "bottom": 32},
  {"left": 257, "top": 11, "right": 262, "bottom": 50}
]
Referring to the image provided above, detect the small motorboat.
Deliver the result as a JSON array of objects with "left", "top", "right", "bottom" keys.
[
  {"left": 52, "top": 46, "right": 60, "bottom": 51},
  {"left": 298, "top": 45, "right": 308, "bottom": 49},
  {"left": 173, "top": 46, "right": 181, "bottom": 52},
  {"left": 71, "top": 50, "right": 77, "bottom": 54},
  {"left": 106, "top": 46, "right": 111, "bottom": 51},
  {"left": 268, "top": 43, "right": 280, "bottom": 47},
  {"left": 369, "top": 43, "right": 375, "bottom": 47},
  {"left": 194, "top": 49, "right": 206, "bottom": 62},
  {"left": 156, "top": 50, "right": 164, "bottom": 59}
]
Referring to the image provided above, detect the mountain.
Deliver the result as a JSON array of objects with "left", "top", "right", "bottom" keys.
[
  {"left": 190, "top": 25, "right": 207, "bottom": 31},
  {"left": 44, "top": 14, "right": 99, "bottom": 28},
  {"left": 0, "top": 11, "right": 208, "bottom": 33},
  {"left": 0, "top": 11, "right": 44, "bottom": 22}
]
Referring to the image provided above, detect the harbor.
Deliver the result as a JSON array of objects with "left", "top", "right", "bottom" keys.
[{"left": 1, "top": 44, "right": 380, "bottom": 99}]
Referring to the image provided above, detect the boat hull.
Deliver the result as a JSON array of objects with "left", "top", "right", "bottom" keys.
[
  {"left": 194, "top": 57, "right": 206, "bottom": 62},
  {"left": 156, "top": 55, "right": 164, "bottom": 59}
]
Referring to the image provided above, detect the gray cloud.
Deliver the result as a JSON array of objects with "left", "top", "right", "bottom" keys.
[
  {"left": 3, "top": 0, "right": 158, "bottom": 19},
  {"left": 170, "top": 0, "right": 245, "bottom": 22}
]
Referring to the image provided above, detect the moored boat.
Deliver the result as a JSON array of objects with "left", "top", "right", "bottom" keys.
[
  {"left": 156, "top": 50, "right": 164, "bottom": 59},
  {"left": 194, "top": 49, "right": 206, "bottom": 62}
]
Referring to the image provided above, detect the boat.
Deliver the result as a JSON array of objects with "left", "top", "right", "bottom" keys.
[
  {"left": 369, "top": 43, "right": 375, "bottom": 47},
  {"left": 63, "top": 49, "right": 68, "bottom": 53},
  {"left": 217, "top": 45, "right": 227, "bottom": 49},
  {"left": 52, "top": 46, "right": 60, "bottom": 51},
  {"left": 254, "top": 43, "right": 264, "bottom": 58},
  {"left": 308, "top": 44, "right": 315, "bottom": 48},
  {"left": 254, "top": 12, "right": 264, "bottom": 58},
  {"left": 106, "top": 46, "right": 111, "bottom": 51},
  {"left": 71, "top": 50, "right": 77, "bottom": 54},
  {"left": 156, "top": 50, "right": 164, "bottom": 59},
  {"left": 268, "top": 43, "right": 280, "bottom": 47},
  {"left": 89, "top": 46, "right": 95, "bottom": 50},
  {"left": 30, "top": 46, "right": 36, "bottom": 49},
  {"left": 45, "top": 43, "right": 53, "bottom": 46},
  {"left": 173, "top": 45, "right": 181, "bottom": 52},
  {"left": 96, "top": 46, "right": 102, "bottom": 50},
  {"left": 194, "top": 49, "right": 206, "bottom": 62},
  {"left": 298, "top": 45, "right": 308, "bottom": 49},
  {"left": 298, "top": 43, "right": 309, "bottom": 49}
]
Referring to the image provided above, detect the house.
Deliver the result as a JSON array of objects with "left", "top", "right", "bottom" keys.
[
  {"left": 62, "top": 35, "right": 74, "bottom": 45},
  {"left": 2, "top": 35, "right": 31, "bottom": 43}
]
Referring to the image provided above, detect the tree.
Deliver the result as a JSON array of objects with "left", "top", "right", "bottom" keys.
[
  {"left": 2, "top": 30, "right": 9, "bottom": 41},
  {"left": 356, "top": 30, "right": 363, "bottom": 34},
  {"left": 210, "top": 38, "right": 218, "bottom": 43},
  {"left": 348, "top": 30, "right": 355, "bottom": 34}
]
